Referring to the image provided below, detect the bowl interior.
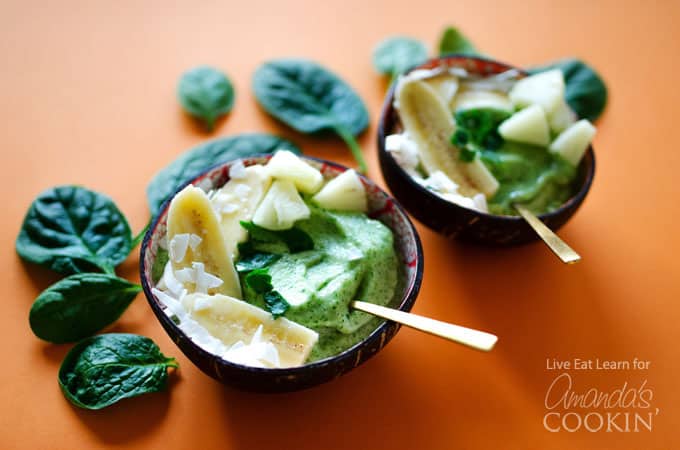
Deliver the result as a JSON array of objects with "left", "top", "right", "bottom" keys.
[
  {"left": 140, "top": 155, "right": 423, "bottom": 372},
  {"left": 379, "top": 55, "right": 595, "bottom": 223}
]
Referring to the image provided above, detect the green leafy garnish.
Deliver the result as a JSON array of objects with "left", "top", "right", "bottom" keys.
[
  {"left": 146, "top": 133, "right": 301, "bottom": 216},
  {"left": 451, "top": 108, "right": 510, "bottom": 161},
  {"left": 438, "top": 26, "right": 478, "bottom": 56},
  {"left": 459, "top": 146, "right": 478, "bottom": 162},
  {"left": 528, "top": 59, "right": 608, "bottom": 121},
  {"left": 151, "top": 247, "right": 169, "bottom": 283},
  {"left": 178, "top": 66, "right": 235, "bottom": 131},
  {"left": 29, "top": 273, "right": 141, "bottom": 344},
  {"left": 263, "top": 291, "right": 290, "bottom": 319},
  {"left": 235, "top": 252, "right": 280, "bottom": 272},
  {"left": 252, "top": 59, "right": 369, "bottom": 173},
  {"left": 58, "top": 333, "right": 178, "bottom": 410},
  {"left": 239, "top": 221, "right": 314, "bottom": 253},
  {"left": 244, "top": 269, "right": 273, "bottom": 294},
  {"left": 372, "top": 36, "right": 428, "bottom": 84},
  {"left": 16, "top": 186, "right": 133, "bottom": 275}
]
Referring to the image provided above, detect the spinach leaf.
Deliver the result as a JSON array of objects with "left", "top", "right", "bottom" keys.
[
  {"left": 235, "top": 252, "right": 280, "bottom": 272},
  {"left": 439, "top": 26, "right": 478, "bottom": 56},
  {"left": 252, "top": 59, "right": 369, "bottom": 173},
  {"left": 244, "top": 269, "right": 273, "bottom": 293},
  {"left": 178, "top": 66, "right": 235, "bottom": 131},
  {"left": 239, "top": 221, "right": 314, "bottom": 253},
  {"left": 372, "top": 36, "right": 428, "bottom": 83},
  {"left": 58, "top": 333, "right": 178, "bottom": 410},
  {"left": 528, "top": 59, "right": 607, "bottom": 121},
  {"left": 146, "top": 133, "right": 301, "bottom": 216},
  {"left": 151, "top": 247, "right": 169, "bottom": 283},
  {"left": 16, "top": 186, "right": 132, "bottom": 275},
  {"left": 29, "top": 273, "right": 141, "bottom": 343},
  {"left": 264, "top": 291, "right": 290, "bottom": 318}
]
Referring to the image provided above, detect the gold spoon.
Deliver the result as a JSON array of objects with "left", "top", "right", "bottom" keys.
[
  {"left": 514, "top": 204, "right": 581, "bottom": 264},
  {"left": 351, "top": 301, "right": 498, "bottom": 351}
]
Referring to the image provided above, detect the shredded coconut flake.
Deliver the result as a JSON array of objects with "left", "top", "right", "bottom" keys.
[
  {"left": 233, "top": 183, "right": 252, "bottom": 200},
  {"left": 229, "top": 160, "right": 247, "bottom": 179},
  {"left": 169, "top": 234, "right": 190, "bottom": 263}
]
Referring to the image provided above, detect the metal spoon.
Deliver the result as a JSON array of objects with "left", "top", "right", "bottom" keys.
[
  {"left": 351, "top": 301, "right": 498, "bottom": 352},
  {"left": 514, "top": 204, "right": 581, "bottom": 264}
]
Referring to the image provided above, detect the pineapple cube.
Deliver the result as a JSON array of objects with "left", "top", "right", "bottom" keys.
[
  {"left": 509, "top": 69, "right": 565, "bottom": 115},
  {"left": 549, "top": 119, "right": 596, "bottom": 166},
  {"left": 498, "top": 104, "right": 551, "bottom": 147},
  {"left": 253, "top": 180, "right": 310, "bottom": 230},
  {"left": 266, "top": 150, "right": 323, "bottom": 194},
  {"left": 312, "top": 169, "right": 367, "bottom": 212}
]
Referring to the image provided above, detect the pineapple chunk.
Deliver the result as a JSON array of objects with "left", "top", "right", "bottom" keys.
[
  {"left": 498, "top": 104, "right": 550, "bottom": 147},
  {"left": 266, "top": 150, "right": 323, "bottom": 194},
  {"left": 549, "top": 119, "right": 596, "bottom": 166},
  {"left": 312, "top": 170, "right": 367, "bottom": 212},
  {"left": 453, "top": 90, "right": 513, "bottom": 113},
  {"left": 509, "top": 69, "right": 565, "bottom": 115},
  {"left": 252, "top": 180, "right": 310, "bottom": 230},
  {"left": 549, "top": 99, "right": 577, "bottom": 134}
]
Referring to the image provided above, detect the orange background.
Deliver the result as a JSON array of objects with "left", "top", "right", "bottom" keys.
[{"left": 2, "top": 0, "right": 678, "bottom": 448}]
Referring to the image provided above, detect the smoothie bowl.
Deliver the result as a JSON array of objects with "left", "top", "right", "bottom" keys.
[
  {"left": 140, "top": 152, "right": 423, "bottom": 392},
  {"left": 378, "top": 56, "right": 596, "bottom": 245}
]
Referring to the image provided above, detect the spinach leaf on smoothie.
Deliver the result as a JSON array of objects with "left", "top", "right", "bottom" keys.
[
  {"left": 178, "top": 66, "right": 235, "bottom": 131},
  {"left": 16, "top": 185, "right": 133, "bottom": 275},
  {"left": 29, "top": 273, "right": 141, "bottom": 344},
  {"left": 263, "top": 291, "right": 290, "bottom": 319},
  {"left": 239, "top": 221, "right": 313, "bottom": 253},
  {"left": 59, "top": 333, "right": 178, "bottom": 410},
  {"left": 252, "top": 59, "right": 370, "bottom": 173},
  {"left": 147, "top": 133, "right": 301, "bottom": 216}
]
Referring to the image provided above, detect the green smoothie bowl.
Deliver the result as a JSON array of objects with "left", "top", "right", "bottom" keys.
[
  {"left": 378, "top": 55, "right": 596, "bottom": 245},
  {"left": 140, "top": 153, "right": 423, "bottom": 392}
]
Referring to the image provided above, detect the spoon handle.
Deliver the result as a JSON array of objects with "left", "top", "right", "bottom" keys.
[
  {"left": 514, "top": 204, "right": 581, "bottom": 264},
  {"left": 351, "top": 301, "right": 498, "bottom": 352}
]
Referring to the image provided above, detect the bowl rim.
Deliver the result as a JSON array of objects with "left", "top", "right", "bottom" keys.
[
  {"left": 139, "top": 154, "right": 425, "bottom": 375},
  {"left": 377, "top": 54, "right": 596, "bottom": 223}
]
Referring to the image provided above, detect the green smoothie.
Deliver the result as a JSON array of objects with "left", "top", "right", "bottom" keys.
[{"left": 238, "top": 202, "right": 399, "bottom": 362}]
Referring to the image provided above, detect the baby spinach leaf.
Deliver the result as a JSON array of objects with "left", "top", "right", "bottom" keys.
[
  {"left": 16, "top": 186, "right": 132, "bottom": 275},
  {"left": 528, "top": 59, "right": 607, "bottom": 121},
  {"left": 239, "top": 221, "right": 314, "bottom": 253},
  {"left": 235, "top": 252, "right": 280, "bottom": 272},
  {"left": 58, "top": 333, "right": 178, "bottom": 410},
  {"left": 264, "top": 291, "right": 290, "bottom": 318},
  {"left": 29, "top": 273, "right": 141, "bottom": 344},
  {"left": 178, "top": 66, "right": 235, "bottom": 131},
  {"left": 147, "top": 133, "right": 301, "bottom": 216},
  {"left": 439, "top": 26, "right": 478, "bottom": 56},
  {"left": 151, "top": 247, "right": 169, "bottom": 283},
  {"left": 244, "top": 269, "right": 273, "bottom": 294},
  {"left": 372, "top": 36, "right": 428, "bottom": 83},
  {"left": 252, "top": 59, "right": 369, "bottom": 173}
]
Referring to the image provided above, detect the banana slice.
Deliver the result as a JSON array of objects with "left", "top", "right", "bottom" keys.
[
  {"left": 210, "top": 164, "right": 271, "bottom": 260},
  {"left": 396, "top": 78, "right": 483, "bottom": 197},
  {"left": 182, "top": 293, "right": 319, "bottom": 367},
  {"left": 167, "top": 185, "right": 241, "bottom": 298}
]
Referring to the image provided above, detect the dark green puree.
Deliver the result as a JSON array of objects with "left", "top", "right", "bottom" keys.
[
  {"left": 238, "top": 203, "right": 399, "bottom": 362},
  {"left": 454, "top": 108, "right": 578, "bottom": 216}
]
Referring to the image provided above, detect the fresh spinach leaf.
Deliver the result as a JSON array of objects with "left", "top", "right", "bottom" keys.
[
  {"left": 244, "top": 269, "right": 273, "bottom": 294},
  {"left": 178, "top": 66, "right": 235, "bottom": 131},
  {"left": 16, "top": 186, "right": 132, "bottom": 275},
  {"left": 58, "top": 333, "right": 178, "bottom": 410},
  {"left": 235, "top": 252, "right": 280, "bottom": 272},
  {"left": 439, "top": 26, "right": 478, "bottom": 56},
  {"left": 151, "top": 247, "right": 169, "bottom": 283},
  {"left": 239, "top": 221, "right": 314, "bottom": 253},
  {"left": 264, "top": 291, "right": 290, "bottom": 318},
  {"left": 528, "top": 59, "right": 607, "bottom": 121},
  {"left": 29, "top": 273, "right": 141, "bottom": 344},
  {"left": 147, "top": 133, "right": 301, "bottom": 216},
  {"left": 252, "top": 59, "right": 369, "bottom": 173},
  {"left": 372, "top": 36, "right": 428, "bottom": 83}
]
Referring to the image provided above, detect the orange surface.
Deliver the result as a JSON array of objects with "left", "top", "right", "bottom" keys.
[{"left": 2, "top": 0, "right": 679, "bottom": 448}]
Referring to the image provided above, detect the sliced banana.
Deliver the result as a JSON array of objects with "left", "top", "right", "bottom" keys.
[
  {"left": 210, "top": 164, "right": 271, "bottom": 260},
  {"left": 396, "top": 78, "right": 485, "bottom": 197},
  {"left": 182, "top": 293, "right": 319, "bottom": 367},
  {"left": 167, "top": 185, "right": 241, "bottom": 298}
]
